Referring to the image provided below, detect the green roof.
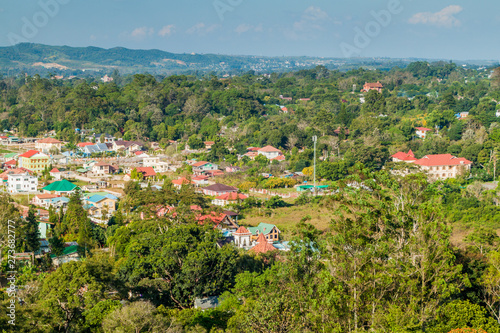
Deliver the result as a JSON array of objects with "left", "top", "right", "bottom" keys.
[
  {"left": 50, "top": 245, "right": 79, "bottom": 258},
  {"left": 42, "top": 179, "right": 77, "bottom": 192},
  {"left": 76, "top": 168, "right": 90, "bottom": 173},
  {"left": 247, "top": 223, "right": 279, "bottom": 236},
  {"left": 4, "top": 153, "right": 17, "bottom": 159}
]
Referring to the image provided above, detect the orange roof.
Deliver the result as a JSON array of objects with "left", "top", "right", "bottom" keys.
[
  {"left": 50, "top": 168, "right": 60, "bottom": 173},
  {"left": 244, "top": 152, "right": 258, "bottom": 157},
  {"left": 77, "top": 142, "right": 94, "bottom": 147},
  {"left": 37, "top": 138, "right": 61, "bottom": 144},
  {"left": 193, "top": 161, "right": 210, "bottom": 167},
  {"left": 204, "top": 141, "right": 215, "bottom": 145},
  {"left": 250, "top": 233, "right": 277, "bottom": 254},
  {"left": 391, "top": 150, "right": 417, "bottom": 161},
  {"left": 413, "top": 154, "right": 472, "bottom": 167},
  {"left": 234, "top": 226, "right": 251, "bottom": 235},
  {"left": 364, "top": 81, "right": 383, "bottom": 88},
  {"left": 196, "top": 212, "right": 227, "bottom": 225},
  {"left": 4, "top": 159, "right": 16, "bottom": 165},
  {"left": 34, "top": 194, "right": 60, "bottom": 200},
  {"left": 0, "top": 168, "right": 33, "bottom": 180},
  {"left": 271, "top": 155, "right": 286, "bottom": 161},
  {"left": 247, "top": 147, "right": 260, "bottom": 151},
  {"left": 19, "top": 150, "right": 41, "bottom": 158},
  {"left": 172, "top": 177, "right": 193, "bottom": 185},
  {"left": 215, "top": 192, "right": 248, "bottom": 201},
  {"left": 258, "top": 145, "right": 281, "bottom": 153}
]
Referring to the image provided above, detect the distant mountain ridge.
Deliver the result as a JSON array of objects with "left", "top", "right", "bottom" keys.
[{"left": 0, "top": 43, "right": 497, "bottom": 76}]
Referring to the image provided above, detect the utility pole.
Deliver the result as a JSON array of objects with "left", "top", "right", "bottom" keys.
[{"left": 313, "top": 135, "right": 317, "bottom": 196}]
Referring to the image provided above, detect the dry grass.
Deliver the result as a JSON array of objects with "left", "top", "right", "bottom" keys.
[{"left": 240, "top": 204, "right": 333, "bottom": 233}]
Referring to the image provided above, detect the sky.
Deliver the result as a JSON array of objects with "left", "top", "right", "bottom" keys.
[{"left": 0, "top": 0, "right": 499, "bottom": 60}]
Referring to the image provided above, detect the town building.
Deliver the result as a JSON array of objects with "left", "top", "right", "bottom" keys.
[
  {"left": 7, "top": 172, "right": 38, "bottom": 193},
  {"left": 413, "top": 154, "right": 472, "bottom": 180},
  {"left": 233, "top": 226, "right": 252, "bottom": 249},
  {"left": 42, "top": 179, "right": 78, "bottom": 196},
  {"left": 248, "top": 223, "right": 281, "bottom": 243},
  {"left": 391, "top": 150, "right": 417, "bottom": 162},
  {"left": 361, "top": 81, "right": 383, "bottom": 93},
  {"left": 91, "top": 162, "right": 118, "bottom": 176},
  {"left": 249, "top": 233, "right": 277, "bottom": 254},
  {"left": 192, "top": 161, "right": 219, "bottom": 174},
  {"left": 35, "top": 138, "right": 63, "bottom": 153},
  {"left": 212, "top": 192, "right": 248, "bottom": 207},
  {"left": 18, "top": 150, "right": 49, "bottom": 173}
]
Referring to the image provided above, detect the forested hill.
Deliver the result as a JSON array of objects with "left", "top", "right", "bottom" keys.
[{"left": 0, "top": 43, "right": 489, "bottom": 76}]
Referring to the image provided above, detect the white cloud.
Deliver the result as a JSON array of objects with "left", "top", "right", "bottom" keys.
[
  {"left": 186, "top": 22, "right": 219, "bottom": 35},
  {"left": 286, "top": 6, "right": 332, "bottom": 40},
  {"left": 130, "top": 26, "right": 155, "bottom": 39},
  {"left": 235, "top": 23, "right": 264, "bottom": 34},
  {"left": 158, "top": 25, "right": 175, "bottom": 37},
  {"left": 409, "top": 5, "right": 463, "bottom": 28}
]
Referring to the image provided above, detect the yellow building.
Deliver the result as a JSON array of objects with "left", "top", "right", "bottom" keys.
[{"left": 18, "top": 150, "right": 49, "bottom": 173}]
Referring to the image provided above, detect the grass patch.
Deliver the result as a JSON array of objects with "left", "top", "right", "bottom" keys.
[{"left": 12, "top": 194, "right": 31, "bottom": 206}]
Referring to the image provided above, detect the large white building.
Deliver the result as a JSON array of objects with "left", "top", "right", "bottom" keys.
[{"left": 7, "top": 173, "right": 38, "bottom": 193}]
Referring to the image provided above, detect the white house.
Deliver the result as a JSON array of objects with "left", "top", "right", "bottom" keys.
[
  {"left": 143, "top": 156, "right": 170, "bottom": 173},
  {"left": 212, "top": 192, "right": 248, "bottom": 207},
  {"left": 257, "top": 146, "right": 283, "bottom": 160},
  {"left": 8, "top": 173, "right": 38, "bottom": 193},
  {"left": 415, "top": 127, "right": 432, "bottom": 139},
  {"left": 192, "top": 161, "right": 219, "bottom": 174},
  {"left": 233, "top": 226, "right": 252, "bottom": 249}
]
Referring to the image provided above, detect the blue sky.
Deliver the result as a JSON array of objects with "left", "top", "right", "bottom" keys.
[{"left": 0, "top": 0, "right": 499, "bottom": 60}]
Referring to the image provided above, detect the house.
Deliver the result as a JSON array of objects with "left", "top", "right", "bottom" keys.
[
  {"left": 101, "top": 75, "right": 113, "bottom": 83},
  {"left": 50, "top": 168, "right": 62, "bottom": 180},
  {"left": 82, "top": 143, "right": 109, "bottom": 155},
  {"left": 391, "top": 150, "right": 417, "bottom": 163},
  {"left": 196, "top": 212, "right": 239, "bottom": 231},
  {"left": 83, "top": 194, "right": 117, "bottom": 218},
  {"left": 456, "top": 112, "right": 469, "bottom": 120},
  {"left": 212, "top": 192, "right": 248, "bottom": 207},
  {"left": 242, "top": 151, "right": 258, "bottom": 160},
  {"left": 413, "top": 154, "right": 472, "bottom": 180},
  {"left": 279, "top": 95, "right": 293, "bottom": 101},
  {"left": 226, "top": 166, "right": 241, "bottom": 173},
  {"left": 51, "top": 245, "right": 80, "bottom": 266},
  {"left": 192, "top": 175, "right": 209, "bottom": 187},
  {"left": 123, "top": 167, "right": 156, "bottom": 181},
  {"left": 204, "top": 141, "right": 215, "bottom": 150},
  {"left": 192, "top": 161, "right": 219, "bottom": 174},
  {"left": 202, "top": 183, "right": 238, "bottom": 196},
  {"left": 361, "top": 81, "right": 383, "bottom": 93},
  {"left": 35, "top": 138, "right": 63, "bottom": 153},
  {"left": 171, "top": 177, "right": 194, "bottom": 189},
  {"left": 91, "top": 162, "right": 118, "bottom": 176},
  {"left": 32, "top": 193, "right": 60, "bottom": 207},
  {"left": 233, "top": 226, "right": 252, "bottom": 248},
  {"left": 204, "top": 169, "right": 224, "bottom": 177},
  {"left": 7, "top": 173, "right": 38, "bottom": 193},
  {"left": 42, "top": 179, "right": 78, "bottom": 196},
  {"left": 257, "top": 146, "right": 283, "bottom": 160},
  {"left": 87, "top": 133, "right": 115, "bottom": 143},
  {"left": 415, "top": 127, "right": 432, "bottom": 139},
  {"left": 248, "top": 223, "right": 281, "bottom": 243},
  {"left": 249, "top": 232, "right": 277, "bottom": 254},
  {"left": 47, "top": 196, "right": 70, "bottom": 209},
  {"left": 3, "top": 159, "right": 17, "bottom": 169},
  {"left": 113, "top": 140, "right": 144, "bottom": 154},
  {"left": 77, "top": 142, "right": 94, "bottom": 148},
  {"left": 18, "top": 150, "right": 49, "bottom": 172}
]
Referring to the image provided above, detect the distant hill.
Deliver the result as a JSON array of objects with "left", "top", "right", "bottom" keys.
[{"left": 0, "top": 43, "right": 497, "bottom": 77}]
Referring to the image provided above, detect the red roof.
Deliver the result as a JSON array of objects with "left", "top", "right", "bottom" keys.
[
  {"left": 391, "top": 150, "right": 417, "bottom": 161},
  {"left": 19, "top": 150, "right": 41, "bottom": 158},
  {"left": 250, "top": 233, "right": 277, "bottom": 254},
  {"left": 77, "top": 142, "right": 94, "bottom": 147},
  {"left": 4, "top": 159, "right": 16, "bottom": 165},
  {"left": 34, "top": 194, "right": 60, "bottom": 200},
  {"left": 204, "top": 141, "right": 215, "bottom": 145},
  {"left": 258, "top": 145, "right": 281, "bottom": 153},
  {"left": 215, "top": 192, "right": 248, "bottom": 201},
  {"left": 134, "top": 151, "right": 144, "bottom": 155},
  {"left": 37, "top": 138, "right": 61, "bottom": 144},
  {"left": 234, "top": 226, "right": 251, "bottom": 235},
  {"left": 135, "top": 167, "right": 156, "bottom": 178},
  {"left": 247, "top": 147, "right": 260, "bottom": 152},
  {"left": 271, "top": 155, "right": 286, "bottom": 161},
  {"left": 50, "top": 168, "right": 60, "bottom": 173},
  {"left": 415, "top": 127, "right": 432, "bottom": 132},
  {"left": 413, "top": 154, "right": 472, "bottom": 167},
  {"left": 196, "top": 212, "right": 227, "bottom": 225}
]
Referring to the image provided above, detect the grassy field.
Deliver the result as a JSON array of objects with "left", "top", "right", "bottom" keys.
[
  {"left": 12, "top": 194, "right": 31, "bottom": 206},
  {"left": 239, "top": 204, "right": 333, "bottom": 237}
]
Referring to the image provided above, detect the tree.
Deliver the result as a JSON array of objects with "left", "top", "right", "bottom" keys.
[
  {"left": 24, "top": 208, "right": 40, "bottom": 253},
  {"left": 49, "top": 234, "right": 65, "bottom": 257}
]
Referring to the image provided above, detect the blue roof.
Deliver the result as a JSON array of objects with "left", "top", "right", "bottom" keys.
[
  {"left": 50, "top": 197, "right": 70, "bottom": 203},
  {"left": 87, "top": 194, "right": 107, "bottom": 203}
]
